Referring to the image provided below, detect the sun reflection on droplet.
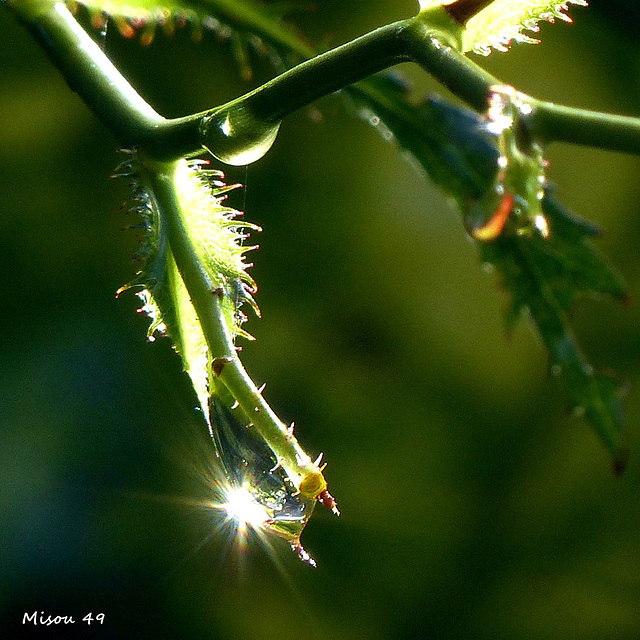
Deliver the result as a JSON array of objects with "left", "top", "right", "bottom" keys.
[{"left": 221, "top": 484, "right": 272, "bottom": 534}]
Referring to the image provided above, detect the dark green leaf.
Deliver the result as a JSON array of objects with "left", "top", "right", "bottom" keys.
[
  {"left": 480, "top": 193, "right": 629, "bottom": 469},
  {"left": 350, "top": 75, "right": 500, "bottom": 203}
]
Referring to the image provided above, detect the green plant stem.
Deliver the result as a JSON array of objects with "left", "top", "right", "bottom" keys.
[
  {"left": 141, "top": 156, "right": 321, "bottom": 487},
  {"left": 161, "top": 14, "right": 498, "bottom": 156},
  {"left": 189, "top": 19, "right": 412, "bottom": 158},
  {"left": 444, "top": 0, "right": 496, "bottom": 26},
  {"left": 11, "top": 0, "right": 164, "bottom": 143},
  {"left": 404, "top": 17, "right": 498, "bottom": 110},
  {"left": 529, "top": 100, "right": 640, "bottom": 155},
  {"left": 8, "top": 0, "right": 640, "bottom": 161},
  {"left": 218, "top": 20, "right": 410, "bottom": 123}
]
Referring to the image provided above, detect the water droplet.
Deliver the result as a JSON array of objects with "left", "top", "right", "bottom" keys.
[
  {"left": 202, "top": 108, "right": 281, "bottom": 166},
  {"left": 534, "top": 214, "right": 549, "bottom": 237},
  {"left": 210, "top": 399, "right": 315, "bottom": 557}
]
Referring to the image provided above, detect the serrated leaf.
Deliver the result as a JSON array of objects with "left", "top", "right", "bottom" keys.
[
  {"left": 122, "top": 157, "right": 256, "bottom": 380},
  {"left": 463, "top": 0, "right": 588, "bottom": 55},
  {"left": 417, "top": 1, "right": 587, "bottom": 54},
  {"left": 352, "top": 76, "right": 629, "bottom": 468},
  {"left": 480, "top": 193, "right": 629, "bottom": 469}
]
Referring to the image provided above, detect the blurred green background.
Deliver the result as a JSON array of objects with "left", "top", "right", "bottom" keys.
[{"left": 1, "top": 1, "right": 640, "bottom": 638}]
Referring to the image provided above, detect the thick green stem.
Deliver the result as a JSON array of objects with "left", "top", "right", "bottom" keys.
[
  {"left": 10, "top": 1, "right": 640, "bottom": 162},
  {"left": 10, "top": 0, "right": 164, "bottom": 143},
  {"left": 195, "top": 19, "right": 412, "bottom": 163},
  {"left": 160, "top": 14, "right": 497, "bottom": 159},
  {"left": 528, "top": 100, "right": 640, "bottom": 155},
  {"left": 220, "top": 20, "right": 410, "bottom": 123},
  {"left": 404, "top": 17, "right": 498, "bottom": 111}
]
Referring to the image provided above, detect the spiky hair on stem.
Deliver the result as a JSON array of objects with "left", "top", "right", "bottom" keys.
[
  {"left": 462, "top": 0, "right": 588, "bottom": 55},
  {"left": 115, "top": 153, "right": 260, "bottom": 346}
]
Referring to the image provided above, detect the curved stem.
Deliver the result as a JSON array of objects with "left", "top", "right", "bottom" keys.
[
  {"left": 180, "top": 19, "right": 413, "bottom": 160},
  {"left": 220, "top": 20, "right": 411, "bottom": 124},
  {"left": 11, "top": 1, "right": 164, "bottom": 143},
  {"left": 403, "top": 17, "right": 498, "bottom": 110},
  {"left": 9, "top": 0, "right": 640, "bottom": 161}
]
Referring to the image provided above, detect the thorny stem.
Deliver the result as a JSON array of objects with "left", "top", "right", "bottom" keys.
[
  {"left": 139, "top": 156, "right": 326, "bottom": 492},
  {"left": 7, "top": 0, "right": 640, "bottom": 160},
  {"left": 5, "top": 0, "right": 639, "bottom": 502}
]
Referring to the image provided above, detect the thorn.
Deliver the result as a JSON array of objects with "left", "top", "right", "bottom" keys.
[
  {"left": 257, "top": 382, "right": 266, "bottom": 394},
  {"left": 269, "top": 459, "right": 282, "bottom": 472},
  {"left": 286, "top": 422, "right": 295, "bottom": 439},
  {"left": 291, "top": 541, "right": 316, "bottom": 568},
  {"left": 313, "top": 452, "right": 324, "bottom": 467},
  {"left": 231, "top": 400, "right": 239, "bottom": 410},
  {"left": 318, "top": 489, "right": 340, "bottom": 516}
]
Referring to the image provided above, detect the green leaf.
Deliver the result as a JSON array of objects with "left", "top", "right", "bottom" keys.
[
  {"left": 462, "top": 0, "right": 588, "bottom": 55},
  {"left": 351, "top": 77, "right": 629, "bottom": 469},
  {"left": 68, "top": 0, "right": 313, "bottom": 61},
  {"left": 418, "top": 0, "right": 588, "bottom": 54},
  {"left": 350, "top": 74, "right": 500, "bottom": 204},
  {"left": 480, "top": 193, "right": 629, "bottom": 470}
]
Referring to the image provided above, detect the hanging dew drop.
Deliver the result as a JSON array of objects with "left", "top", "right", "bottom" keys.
[
  {"left": 209, "top": 394, "right": 316, "bottom": 563},
  {"left": 201, "top": 106, "right": 281, "bottom": 166}
]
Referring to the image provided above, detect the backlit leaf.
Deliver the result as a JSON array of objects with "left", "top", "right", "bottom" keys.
[{"left": 463, "top": 0, "right": 588, "bottom": 55}]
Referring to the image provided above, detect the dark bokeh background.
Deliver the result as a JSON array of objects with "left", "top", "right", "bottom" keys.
[{"left": 1, "top": 1, "right": 640, "bottom": 638}]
